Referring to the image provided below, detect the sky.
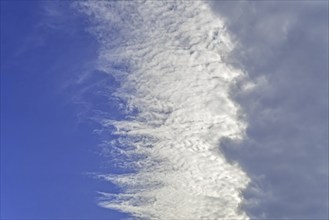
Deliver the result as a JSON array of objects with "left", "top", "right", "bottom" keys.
[{"left": 1, "top": 1, "right": 328, "bottom": 220}]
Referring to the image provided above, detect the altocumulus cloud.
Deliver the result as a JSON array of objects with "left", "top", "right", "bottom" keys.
[
  {"left": 73, "top": 1, "right": 252, "bottom": 219},
  {"left": 71, "top": 0, "right": 328, "bottom": 219}
]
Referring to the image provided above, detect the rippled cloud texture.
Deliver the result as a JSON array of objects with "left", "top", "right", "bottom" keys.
[
  {"left": 75, "top": 1, "right": 250, "bottom": 219},
  {"left": 73, "top": 1, "right": 328, "bottom": 219}
]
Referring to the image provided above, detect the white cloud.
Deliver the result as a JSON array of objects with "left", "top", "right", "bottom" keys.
[{"left": 74, "top": 1, "right": 251, "bottom": 219}]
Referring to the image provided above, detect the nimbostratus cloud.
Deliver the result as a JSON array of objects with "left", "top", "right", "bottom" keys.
[{"left": 74, "top": 1, "right": 251, "bottom": 219}]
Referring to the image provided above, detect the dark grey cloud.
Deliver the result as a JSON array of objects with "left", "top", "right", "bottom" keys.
[{"left": 209, "top": 1, "right": 328, "bottom": 219}]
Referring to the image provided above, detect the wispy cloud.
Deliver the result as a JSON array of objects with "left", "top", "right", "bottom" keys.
[{"left": 74, "top": 1, "right": 251, "bottom": 219}]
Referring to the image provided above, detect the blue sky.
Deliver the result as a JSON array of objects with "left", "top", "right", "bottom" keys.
[
  {"left": 1, "top": 1, "right": 328, "bottom": 219},
  {"left": 1, "top": 1, "right": 127, "bottom": 219}
]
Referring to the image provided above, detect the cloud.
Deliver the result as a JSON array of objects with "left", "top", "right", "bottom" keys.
[
  {"left": 74, "top": 1, "right": 252, "bottom": 219},
  {"left": 209, "top": 1, "right": 328, "bottom": 219}
]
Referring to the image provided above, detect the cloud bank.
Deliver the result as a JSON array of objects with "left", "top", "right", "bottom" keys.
[
  {"left": 74, "top": 1, "right": 251, "bottom": 219},
  {"left": 209, "top": 1, "right": 329, "bottom": 219}
]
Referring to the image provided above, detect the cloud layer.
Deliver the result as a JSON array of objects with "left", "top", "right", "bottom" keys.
[
  {"left": 209, "top": 1, "right": 329, "bottom": 219},
  {"left": 75, "top": 1, "right": 251, "bottom": 219}
]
